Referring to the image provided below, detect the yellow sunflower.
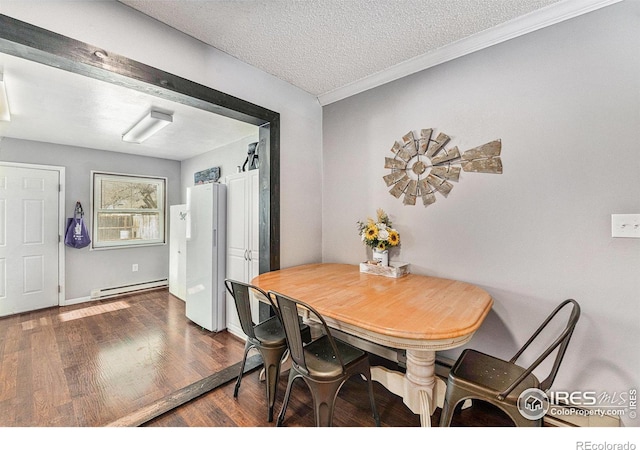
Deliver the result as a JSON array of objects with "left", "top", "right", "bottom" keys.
[
  {"left": 365, "top": 225, "right": 378, "bottom": 240},
  {"left": 376, "top": 242, "right": 387, "bottom": 251},
  {"left": 388, "top": 230, "right": 400, "bottom": 246}
]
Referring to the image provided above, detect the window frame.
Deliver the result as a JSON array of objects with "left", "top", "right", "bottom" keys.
[{"left": 91, "top": 171, "right": 167, "bottom": 250}]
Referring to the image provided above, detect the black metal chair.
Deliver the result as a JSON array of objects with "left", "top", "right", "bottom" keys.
[
  {"left": 223, "top": 279, "right": 289, "bottom": 422},
  {"left": 439, "top": 298, "right": 580, "bottom": 427},
  {"left": 270, "top": 290, "right": 380, "bottom": 427}
]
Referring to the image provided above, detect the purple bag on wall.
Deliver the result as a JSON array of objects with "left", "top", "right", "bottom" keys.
[{"left": 65, "top": 202, "right": 91, "bottom": 249}]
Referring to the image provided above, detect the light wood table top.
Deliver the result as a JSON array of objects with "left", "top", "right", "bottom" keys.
[
  {"left": 252, "top": 262, "right": 493, "bottom": 343},
  {"left": 252, "top": 262, "right": 494, "bottom": 426}
]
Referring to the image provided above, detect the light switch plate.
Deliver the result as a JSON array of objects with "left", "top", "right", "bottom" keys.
[{"left": 611, "top": 214, "right": 640, "bottom": 238}]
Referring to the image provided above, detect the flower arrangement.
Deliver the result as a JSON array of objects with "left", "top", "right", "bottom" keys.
[{"left": 357, "top": 209, "right": 400, "bottom": 251}]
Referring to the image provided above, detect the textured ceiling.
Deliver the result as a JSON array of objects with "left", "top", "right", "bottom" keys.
[
  {"left": 119, "top": 0, "right": 563, "bottom": 98},
  {"left": 0, "top": 52, "right": 257, "bottom": 161},
  {"left": 0, "top": 0, "right": 617, "bottom": 160}
]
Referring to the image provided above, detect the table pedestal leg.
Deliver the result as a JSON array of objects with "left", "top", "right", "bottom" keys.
[{"left": 371, "top": 349, "right": 446, "bottom": 427}]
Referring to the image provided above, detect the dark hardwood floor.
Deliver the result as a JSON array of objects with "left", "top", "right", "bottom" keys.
[{"left": 0, "top": 289, "right": 515, "bottom": 427}]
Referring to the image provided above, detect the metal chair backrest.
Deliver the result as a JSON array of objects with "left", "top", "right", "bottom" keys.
[
  {"left": 271, "top": 291, "right": 345, "bottom": 377},
  {"left": 224, "top": 279, "right": 275, "bottom": 340},
  {"left": 499, "top": 298, "right": 580, "bottom": 400}
]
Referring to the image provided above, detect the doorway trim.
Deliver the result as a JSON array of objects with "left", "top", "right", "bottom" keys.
[{"left": 0, "top": 161, "right": 66, "bottom": 306}]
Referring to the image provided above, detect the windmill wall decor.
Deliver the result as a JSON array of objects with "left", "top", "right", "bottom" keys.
[{"left": 383, "top": 129, "right": 503, "bottom": 207}]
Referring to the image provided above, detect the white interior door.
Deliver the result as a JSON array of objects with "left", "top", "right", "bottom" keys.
[{"left": 0, "top": 164, "right": 60, "bottom": 316}]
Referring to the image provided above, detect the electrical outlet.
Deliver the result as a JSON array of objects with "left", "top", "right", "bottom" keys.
[
  {"left": 132, "top": 264, "right": 139, "bottom": 272},
  {"left": 611, "top": 214, "right": 640, "bottom": 238}
]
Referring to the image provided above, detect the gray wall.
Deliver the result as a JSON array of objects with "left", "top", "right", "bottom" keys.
[
  {"left": 0, "top": 138, "right": 181, "bottom": 300},
  {"left": 322, "top": 2, "right": 639, "bottom": 425},
  {"left": 180, "top": 132, "right": 259, "bottom": 203}
]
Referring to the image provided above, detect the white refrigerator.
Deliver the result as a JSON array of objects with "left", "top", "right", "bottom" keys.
[{"left": 185, "top": 183, "right": 227, "bottom": 332}]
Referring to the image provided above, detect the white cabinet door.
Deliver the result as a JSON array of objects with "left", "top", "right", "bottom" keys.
[
  {"left": 247, "top": 170, "right": 260, "bottom": 281},
  {"left": 225, "top": 171, "right": 259, "bottom": 338}
]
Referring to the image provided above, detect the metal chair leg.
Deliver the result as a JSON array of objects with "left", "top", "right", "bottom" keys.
[
  {"left": 234, "top": 340, "right": 253, "bottom": 398},
  {"left": 364, "top": 368, "right": 380, "bottom": 426},
  {"left": 260, "top": 345, "right": 287, "bottom": 422},
  {"left": 277, "top": 369, "right": 302, "bottom": 426},
  {"left": 309, "top": 379, "right": 344, "bottom": 427},
  {"left": 439, "top": 384, "right": 468, "bottom": 427},
  {"left": 439, "top": 398, "right": 455, "bottom": 427}
]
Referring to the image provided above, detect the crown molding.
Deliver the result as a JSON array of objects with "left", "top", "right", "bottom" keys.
[{"left": 317, "top": 0, "right": 623, "bottom": 106}]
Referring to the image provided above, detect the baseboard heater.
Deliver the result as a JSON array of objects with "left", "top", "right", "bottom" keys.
[{"left": 90, "top": 279, "right": 168, "bottom": 300}]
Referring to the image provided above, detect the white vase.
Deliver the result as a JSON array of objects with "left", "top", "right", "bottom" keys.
[{"left": 372, "top": 249, "right": 389, "bottom": 266}]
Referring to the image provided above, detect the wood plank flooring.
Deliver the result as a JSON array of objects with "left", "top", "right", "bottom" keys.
[{"left": 0, "top": 289, "right": 515, "bottom": 427}]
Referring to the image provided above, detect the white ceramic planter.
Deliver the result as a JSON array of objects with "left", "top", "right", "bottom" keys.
[{"left": 372, "top": 249, "right": 389, "bottom": 266}]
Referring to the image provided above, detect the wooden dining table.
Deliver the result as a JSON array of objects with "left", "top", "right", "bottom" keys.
[{"left": 252, "top": 262, "right": 493, "bottom": 427}]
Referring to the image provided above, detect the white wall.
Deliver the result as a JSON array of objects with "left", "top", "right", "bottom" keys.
[
  {"left": 322, "top": 2, "right": 639, "bottom": 425},
  {"left": 2, "top": 0, "right": 324, "bottom": 269},
  {"left": 0, "top": 138, "right": 181, "bottom": 300}
]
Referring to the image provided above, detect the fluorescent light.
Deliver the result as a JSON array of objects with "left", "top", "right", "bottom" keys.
[
  {"left": 122, "top": 110, "right": 172, "bottom": 143},
  {"left": 0, "top": 72, "right": 10, "bottom": 122}
]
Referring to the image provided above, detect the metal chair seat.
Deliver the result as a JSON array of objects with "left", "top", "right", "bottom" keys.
[
  {"left": 439, "top": 298, "right": 580, "bottom": 427},
  {"left": 448, "top": 349, "right": 540, "bottom": 403},
  {"left": 253, "top": 316, "right": 287, "bottom": 347},
  {"left": 303, "top": 335, "right": 368, "bottom": 379}
]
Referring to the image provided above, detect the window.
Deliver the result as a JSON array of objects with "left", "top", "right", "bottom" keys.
[{"left": 92, "top": 172, "right": 166, "bottom": 249}]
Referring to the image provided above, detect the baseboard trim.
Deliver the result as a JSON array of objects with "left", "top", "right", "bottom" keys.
[{"left": 61, "top": 296, "right": 92, "bottom": 306}]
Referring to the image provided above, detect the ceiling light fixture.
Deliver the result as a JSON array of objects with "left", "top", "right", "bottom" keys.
[
  {"left": 0, "top": 72, "right": 11, "bottom": 122},
  {"left": 122, "top": 110, "right": 173, "bottom": 143}
]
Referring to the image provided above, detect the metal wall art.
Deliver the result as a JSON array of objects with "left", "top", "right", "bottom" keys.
[{"left": 383, "top": 129, "right": 502, "bottom": 207}]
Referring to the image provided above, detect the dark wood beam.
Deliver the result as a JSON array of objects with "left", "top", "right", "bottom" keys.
[{"left": 0, "top": 14, "right": 275, "bottom": 125}]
